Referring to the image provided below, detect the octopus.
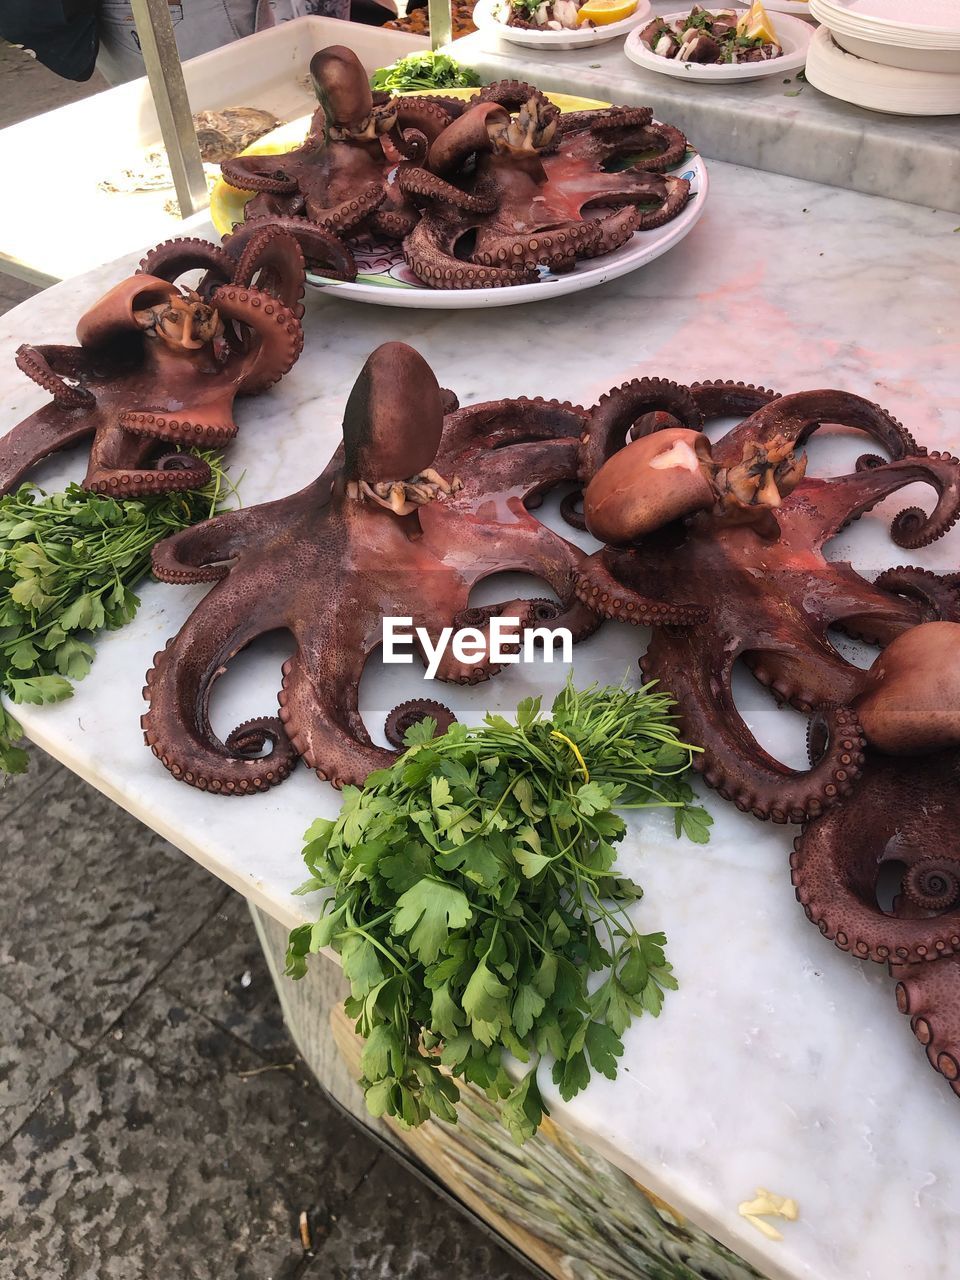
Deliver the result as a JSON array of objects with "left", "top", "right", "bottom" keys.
[
  {"left": 220, "top": 44, "right": 691, "bottom": 290},
  {"left": 792, "top": 745, "right": 960, "bottom": 1099},
  {"left": 0, "top": 226, "right": 319, "bottom": 499},
  {"left": 141, "top": 341, "right": 599, "bottom": 794},
  {"left": 567, "top": 378, "right": 960, "bottom": 821}
]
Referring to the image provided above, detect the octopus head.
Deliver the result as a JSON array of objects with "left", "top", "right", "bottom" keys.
[
  {"left": 854, "top": 622, "right": 960, "bottom": 756},
  {"left": 583, "top": 428, "right": 716, "bottom": 544},
  {"left": 342, "top": 342, "right": 461, "bottom": 516},
  {"left": 310, "top": 45, "right": 391, "bottom": 141},
  {"left": 584, "top": 427, "right": 808, "bottom": 544}
]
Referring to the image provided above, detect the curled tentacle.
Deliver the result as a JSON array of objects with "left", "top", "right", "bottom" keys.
[
  {"left": 138, "top": 237, "right": 235, "bottom": 292},
  {"left": 384, "top": 699, "right": 456, "bottom": 749},
  {"left": 404, "top": 215, "right": 536, "bottom": 290},
  {"left": 628, "top": 122, "right": 688, "bottom": 171},
  {"left": 230, "top": 226, "right": 306, "bottom": 315},
  {"left": 368, "top": 207, "right": 420, "bottom": 241},
  {"left": 211, "top": 284, "right": 303, "bottom": 394},
  {"left": 790, "top": 752, "right": 960, "bottom": 960},
  {"left": 143, "top": 635, "right": 297, "bottom": 795},
  {"left": 713, "top": 389, "right": 920, "bottom": 468},
  {"left": 560, "top": 488, "right": 586, "bottom": 530},
  {"left": 575, "top": 206, "right": 638, "bottom": 259},
  {"left": 644, "top": 630, "right": 865, "bottom": 822},
  {"left": 222, "top": 215, "right": 357, "bottom": 282},
  {"left": 477, "top": 219, "right": 602, "bottom": 273},
  {"left": 15, "top": 344, "right": 94, "bottom": 409},
  {"left": 874, "top": 566, "right": 960, "bottom": 622},
  {"left": 580, "top": 377, "right": 702, "bottom": 481},
  {"left": 305, "top": 183, "right": 387, "bottom": 234},
  {"left": 890, "top": 454, "right": 960, "bottom": 546},
  {"left": 118, "top": 403, "right": 237, "bottom": 448},
  {"left": 893, "top": 958, "right": 960, "bottom": 1096}
]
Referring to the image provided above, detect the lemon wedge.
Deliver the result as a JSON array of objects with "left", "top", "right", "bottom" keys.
[
  {"left": 577, "top": 0, "right": 638, "bottom": 25},
  {"left": 736, "top": 0, "right": 779, "bottom": 42}
]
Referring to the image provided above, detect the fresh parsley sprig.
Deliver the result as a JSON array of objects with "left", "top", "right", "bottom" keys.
[
  {"left": 0, "top": 454, "right": 234, "bottom": 774},
  {"left": 287, "top": 679, "right": 711, "bottom": 1143},
  {"left": 370, "top": 52, "right": 482, "bottom": 94}
]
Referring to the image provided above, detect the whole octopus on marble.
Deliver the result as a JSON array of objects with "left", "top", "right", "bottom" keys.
[
  {"left": 220, "top": 45, "right": 691, "bottom": 290},
  {"left": 0, "top": 225, "right": 344, "bottom": 499}
]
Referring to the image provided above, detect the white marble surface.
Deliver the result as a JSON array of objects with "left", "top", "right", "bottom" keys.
[
  {"left": 449, "top": 7, "right": 960, "bottom": 212},
  {"left": 2, "top": 162, "right": 960, "bottom": 1280}
]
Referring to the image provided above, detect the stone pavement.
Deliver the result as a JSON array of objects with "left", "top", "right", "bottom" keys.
[{"left": 0, "top": 39, "right": 533, "bottom": 1280}]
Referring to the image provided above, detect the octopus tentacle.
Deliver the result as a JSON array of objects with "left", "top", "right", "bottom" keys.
[
  {"left": 580, "top": 377, "right": 702, "bottom": 480},
  {"left": 474, "top": 81, "right": 554, "bottom": 112},
  {"left": 368, "top": 207, "right": 419, "bottom": 240},
  {"left": 0, "top": 401, "right": 99, "bottom": 496},
  {"left": 476, "top": 219, "right": 603, "bottom": 272},
  {"left": 626, "top": 123, "right": 688, "bottom": 171},
  {"left": 873, "top": 566, "right": 960, "bottom": 621},
  {"left": 576, "top": 207, "right": 638, "bottom": 258},
  {"left": 397, "top": 165, "right": 498, "bottom": 213},
  {"left": 143, "top": 617, "right": 297, "bottom": 795},
  {"left": 304, "top": 183, "right": 386, "bottom": 233},
  {"left": 118, "top": 400, "right": 237, "bottom": 448},
  {"left": 790, "top": 753, "right": 960, "bottom": 961},
  {"left": 15, "top": 344, "right": 94, "bottom": 409},
  {"left": 278, "top": 652, "right": 393, "bottom": 789},
  {"left": 211, "top": 284, "right": 303, "bottom": 395},
  {"left": 713, "top": 389, "right": 919, "bottom": 467},
  {"left": 222, "top": 215, "right": 357, "bottom": 282},
  {"left": 384, "top": 700, "right": 456, "bottom": 749},
  {"left": 574, "top": 549, "right": 705, "bottom": 625},
  {"left": 558, "top": 106, "right": 654, "bottom": 134},
  {"left": 229, "top": 226, "right": 307, "bottom": 316},
  {"left": 403, "top": 216, "right": 536, "bottom": 290},
  {"left": 893, "top": 959, "right": 960, "bottom": 1097},
  {"left": 151, "top": 503, "right": 276, "bottom": 584},
  {"left": 221, "top": 155, "right": 300, "bottom": 194},
  {"left": 440, "top": 396, "right": 586, "bottom": 456},
  {"left": 644, "top": 631, "right": 865, "bottom": 822},
  {"left": 137, "top": 237, "right": 235, "bottom": 291},
  {"left": 791, "top": 455, "right": 960, "bottom": 549},
  {"left": 86, "top": 451, "right": 212, "bottom": 498},
  {"left": 690, "top": 380, "right": 781, "bottom": 420}
]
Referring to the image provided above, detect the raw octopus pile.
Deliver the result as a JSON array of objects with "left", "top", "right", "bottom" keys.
[
  {"left": 219, "top": 45, "right": 691, "bottom": 289},
  {"left": 3, "top": 41, "right": 960, "bottom": 1116}
]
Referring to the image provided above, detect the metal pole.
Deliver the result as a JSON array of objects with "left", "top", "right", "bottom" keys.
[
  {"left": 129, "top": 0, "right": 209, "bottom": 219},
  {"left": 428, "top": 0, "right": 453, "bottom": 50}
]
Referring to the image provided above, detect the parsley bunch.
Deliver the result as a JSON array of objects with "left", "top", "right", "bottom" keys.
[
  {"left": 0, "top": 455, "right": 233, "bottom": 774},
  {"left": 287, "top": 679, "right": 711, "bottom": 1143},
  {"left": 370, "top": 53, "right": 482, "bottom": 94}
]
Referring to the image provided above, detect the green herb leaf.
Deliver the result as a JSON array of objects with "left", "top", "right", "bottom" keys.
[{"left": 391, "top": 879, "right": 473, "bottom": 963}]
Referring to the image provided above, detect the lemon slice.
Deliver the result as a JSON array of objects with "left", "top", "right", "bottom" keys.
[
  {"left": 577, "top": 0, "right": 638, "bottom": 25},
  {"left": 736, "top": 0, "right": 779, "bottom": 42}
]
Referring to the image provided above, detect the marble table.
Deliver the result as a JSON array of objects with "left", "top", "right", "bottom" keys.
[
  {"left": 449, "top": 8, "right": 960, "bottom": 213},
  {"left": 2, "top": 159, "right": 960, "bottom": 1280}
]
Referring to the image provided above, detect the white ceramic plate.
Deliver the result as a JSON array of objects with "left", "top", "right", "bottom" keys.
[
  {"left": 624, "top": 9, "right": 813, "bottom": 80},
  {"left": 473, "top": 0, "right": 652, "bottom": 49},
  {"left": 755, "top": 0, "right": 811, "bottom": 13},
  {"left": 809, "top": 0, "right": 960, "bottom": 46},
  {"left": 805, "top": 25, "right": 960, "bottom": 113},
  {"left": 303, "top": 152, "right": 708, "bottom": 308}
]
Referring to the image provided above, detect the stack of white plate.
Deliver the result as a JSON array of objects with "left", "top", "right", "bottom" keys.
[{"left": 807, "top": 0, "right": 960, "bottom": 113}]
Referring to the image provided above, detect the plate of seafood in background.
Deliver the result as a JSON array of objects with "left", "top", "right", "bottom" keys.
[
  {"left": 473, "top": 0, "right": 652, "bottom": 49},
  {"left": 625, "top": 3, "right": 813, "bottom": 79},
  {"left": 210, "top": 88, "right": 708, "bottom": 310}
]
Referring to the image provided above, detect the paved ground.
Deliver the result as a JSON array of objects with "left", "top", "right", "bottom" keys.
[{"left": 0, "top": 39, "right": 533, "bottom": 1280}]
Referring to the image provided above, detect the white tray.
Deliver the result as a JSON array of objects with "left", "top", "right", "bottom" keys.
[{"left": 0, "top": 17, "right": 426, "bottom": 285}]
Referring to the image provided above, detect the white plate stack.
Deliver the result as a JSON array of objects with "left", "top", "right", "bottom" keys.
[{"left": 807, "top": 0, "right": 960, "bottom": 113}]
